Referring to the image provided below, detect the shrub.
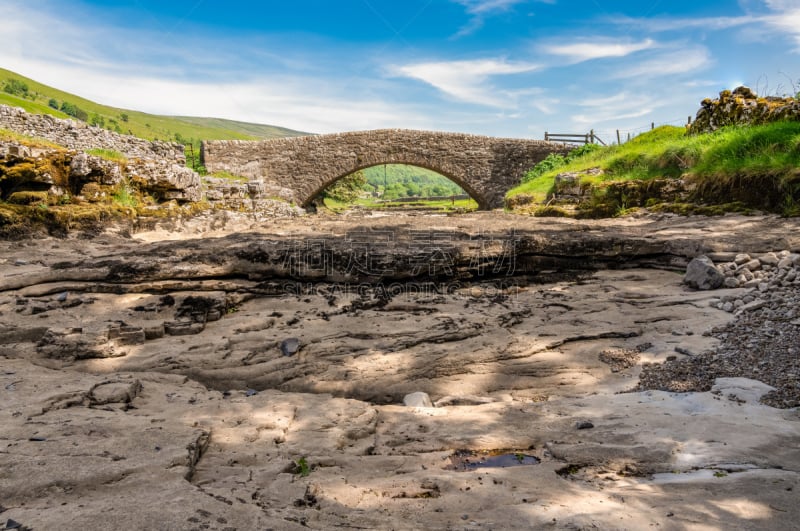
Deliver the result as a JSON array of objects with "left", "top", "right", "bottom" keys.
[
  {"left": 90, "top": 114, "right": 105, "bottom": 128},
  {"left": 112, "top": 179, "right": 137, "bottom": 207},
  {"left": 60, "top": 101, "right": 88, "bottom": 122},
  {"left": 48, "top": 98, "right": 59, "bottom": 110},
  {"left": 3, "top": 79, "right": 29, "bottom": 97},
  {"left": 522, "top": 153, "right": 566, "bottom": 183},
  {"left": 565, "top": 143, "right": 601, "bottom": 162},
  {"left": 323, "top": 170, "right": 367, "bottom": 203}
]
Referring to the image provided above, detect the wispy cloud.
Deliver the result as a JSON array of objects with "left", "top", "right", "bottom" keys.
[
  {"left": 613, "top": 47, "right": 712, "bottom": 79},
  {"left": 610, "top": 14, "right": 756, "bottom": 32},
  {"left": 761, "top": 1, "right": 800, "bottom": 51},
  {"left": 451, "top": 0, "right": 529, "bottom": 37},
  {"left": 611, "top": 0, "right": 800, "bottom": 52},
  {"left": 543, "top": 38, "right": 656, "bottom": 63},
  {"left": 392, "top": 58, "right": 541, "bottom": 107}
]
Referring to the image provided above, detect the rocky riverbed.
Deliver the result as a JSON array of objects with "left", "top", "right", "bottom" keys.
[{"left": 1, "top": 211, "right": 800, "bottom": 530}]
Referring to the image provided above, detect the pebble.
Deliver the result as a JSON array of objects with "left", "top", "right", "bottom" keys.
[
  {"left": 644, "top": 250, "right": 800, "bottom": 408},
  {"left": 280, "top": 338, "right": 301, "bottom": 356},
  {"left": 576, "top": 420, "right": 594, "bottom": 430}
]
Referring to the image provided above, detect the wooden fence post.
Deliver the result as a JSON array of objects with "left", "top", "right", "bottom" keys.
[
  {"left": 651, "top": 122, "right": 655, "bottom": 130},
  {"left": 616, "top": 130, "right": 621, "bottom": 145}
]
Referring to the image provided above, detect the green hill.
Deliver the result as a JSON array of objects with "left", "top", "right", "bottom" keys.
[{"left": 0, "top": 68, "right": 309, "bottom": 145}]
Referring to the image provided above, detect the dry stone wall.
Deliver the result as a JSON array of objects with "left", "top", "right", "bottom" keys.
[
  {"left": 0, "top": 104, "right": 185, "bottom": 162},
  {"left": 689, "top": 86, "right": 800, "bottom": 134},
  {"left": 202, "top": 129, "right": 572, "bottom": 209}
]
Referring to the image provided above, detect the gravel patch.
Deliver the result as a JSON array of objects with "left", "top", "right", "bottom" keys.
[{"left": 637, "top": 251, "right": 800, "bottom": 408}]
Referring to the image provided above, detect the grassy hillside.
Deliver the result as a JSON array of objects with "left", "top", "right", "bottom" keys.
[
  {"left": 361, "top": 164, "right": 466, "bottom": 199},
  {"left": 0, "top": 68, "right": 308, "bottom": 145},
  {"left": 507, "top": 122, "right": 800, "bottom": 216}
]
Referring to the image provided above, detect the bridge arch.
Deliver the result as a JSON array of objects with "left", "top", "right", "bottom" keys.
[
  {"left": 202, "top": 129, "right": 572, "bottom": 210},
  {"left": 310, "top": 161, "right": 484, "bottom": 209}
]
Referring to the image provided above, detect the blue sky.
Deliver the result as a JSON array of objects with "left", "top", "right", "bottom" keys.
[{"left": 1, "top": 0, "right": 799, "bottom": 139}]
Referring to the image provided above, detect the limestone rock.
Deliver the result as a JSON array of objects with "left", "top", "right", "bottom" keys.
[
  {"left": 403, "top": 392, "right": 433, "bottom": 408},
  {"left": 89, "top": 379, "right": 142, "bottom": 405},
  {"left": 69, "top": 152, "right": 122, "bottom": 185},
  {"left": 684, "top": 255, "right": 725, "bottom": 290}
]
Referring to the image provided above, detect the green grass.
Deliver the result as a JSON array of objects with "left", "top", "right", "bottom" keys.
[
  {"left": 0, "top": 128, "right": 65, "bottom": 150},
  {"left": 86, "top": 148, "right": 128, "bottom": 164},
  {"left": 323, "top": 196, "right": 478, "bottom": 212},
  {"left": 112, "top": 179, "right": 138, "bottom": 208},
  {"left": 0, "top": 92, "right": 71, "bottom": 118},
  {"left": 507, "top": 122, "right": 800, "bottom": 214},
  {"left": 0, "top": 68, "right": 308, "bottom": 144}
]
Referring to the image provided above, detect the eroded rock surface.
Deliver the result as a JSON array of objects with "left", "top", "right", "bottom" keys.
[{"left": 2, "top": 212, "right": 800, "bottom": 530}]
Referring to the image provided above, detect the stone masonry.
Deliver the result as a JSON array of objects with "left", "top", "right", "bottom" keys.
[
  {"left": 0, "top": 104, "right": 185, "bottom": 162},
  {"left": 202, "top": 129, "right": 573, "bottom": 209}
]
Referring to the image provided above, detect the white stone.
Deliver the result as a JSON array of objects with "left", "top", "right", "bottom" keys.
[{"left": 403, "top": 392, "right": 433, "bottom": 408}]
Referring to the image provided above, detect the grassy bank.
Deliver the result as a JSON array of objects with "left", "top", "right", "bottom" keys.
[{"left": 506, "top": 121, "right": 800, "bottom": 216}]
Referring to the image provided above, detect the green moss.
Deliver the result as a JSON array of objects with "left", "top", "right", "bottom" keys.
[
  {"left": 7, "top": 191, "right": 48, "bottom": 204},
  {"left": 532, "top": 205, "right": 571, "bottom": 217}
]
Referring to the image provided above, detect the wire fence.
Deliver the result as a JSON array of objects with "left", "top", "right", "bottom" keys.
[
  {"left": 583, "top": 115, "right": 696, "bottom": 146},
  {"left": 545, "top": 115, "right": 697, "bottom": 146}
]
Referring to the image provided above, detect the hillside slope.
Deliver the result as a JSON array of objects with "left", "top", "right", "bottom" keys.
[{"left": 0, "top": 68, "right": 308, "bottom": 144}]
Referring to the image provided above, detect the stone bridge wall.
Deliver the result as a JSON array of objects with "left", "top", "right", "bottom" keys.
[
  {"left": 202, "top": 129, "right": 572, "bottom": 209},
  {"left": 0, "top": 104, "right": 185, "bottom": 162}
]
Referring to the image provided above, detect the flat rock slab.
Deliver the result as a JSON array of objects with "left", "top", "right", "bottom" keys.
[{"left": 2, "top": 213, "right": 800, "bottom": 530}]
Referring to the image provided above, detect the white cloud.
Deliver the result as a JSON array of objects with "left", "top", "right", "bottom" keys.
[
  {"left": 451, "top": 0, "right": 529, "bottom": 37},
  {"left": 764, "top": 0, "right": 800, "bottom": 10},
  {"left": 392, "top": 59, "right": 542, "bottom": 107},
  {"left": 610, "top": 14, "right": 756, "bottom": 32},
  {"left": 613, "top": 47, "right": 712, "bottom": 79},
  {"left": 454, "top": 0, "right": 528, "bottom": 15},
  {"left": 543, "top": 38, "right": 656, "bottom": 62},
  {"left": 2, "top": 58, "right": 439, "bottom": 134},
  {"left": 761, "top": 2, "right": 800, "bottom": 51},
  {"left": 611, "top": 1, "right": 800, "bottom": 52}
]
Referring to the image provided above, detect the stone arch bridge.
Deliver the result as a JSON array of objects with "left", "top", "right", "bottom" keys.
[{"left": 201, "top": 129, "right": 572, "bottom": 209}]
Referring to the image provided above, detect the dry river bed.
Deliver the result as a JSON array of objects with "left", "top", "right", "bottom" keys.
[{"left": 1, "top": 211, "right": 800, "bottom": 530}]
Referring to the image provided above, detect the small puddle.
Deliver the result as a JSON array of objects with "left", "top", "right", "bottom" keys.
[{"left": 447, "top": 449, "right": 540, "bottom": 471}]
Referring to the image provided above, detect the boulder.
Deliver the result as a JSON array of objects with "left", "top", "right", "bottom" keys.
[{"left": 684, "top": 255, "right": 725, "bottom": 290}]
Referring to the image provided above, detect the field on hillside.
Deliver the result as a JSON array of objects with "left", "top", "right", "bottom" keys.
[{"left": 0, "top": 68, "right": 307, "bottom": 146}]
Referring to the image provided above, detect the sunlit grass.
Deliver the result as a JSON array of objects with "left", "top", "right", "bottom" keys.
[
  {"left": 86, "top": 148, "right": 128, "bottom": 164},
  {"left": 507, "top": 122, "right": 800, "bottom": 211},
  {"left": 323, "top": 196, "right": 478, "bottom": 213}
]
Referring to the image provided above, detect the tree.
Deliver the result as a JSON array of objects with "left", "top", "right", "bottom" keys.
[
  {"left": 119, "top": 113, "right": 129, "bottom": 122},
  {"left": 60, "top": 101, "right": 88, "bottom": 122},
  {"left": 323, "top": 170, "right": 367, "bottom": 203}
]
